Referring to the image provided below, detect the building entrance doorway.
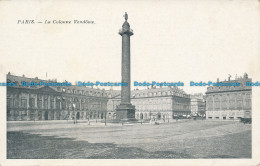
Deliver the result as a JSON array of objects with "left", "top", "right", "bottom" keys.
[
  {"left": 76, "top": 112, "right": 80, "bottom": 120},
  {"left": 44, "top": 111, "right": 48, "bottom": 120}
]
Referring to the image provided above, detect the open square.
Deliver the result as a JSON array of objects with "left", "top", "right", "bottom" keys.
[{"left": 7, "top": 120, "right": 251, "bottom": 159}]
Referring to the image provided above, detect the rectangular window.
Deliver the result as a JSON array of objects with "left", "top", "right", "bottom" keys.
[
  {"left": 56, "top": 101, "right": 60, "bottom": 109},
  {"left": 21, "top": 99, "right": 27, "bottom": 108},
  {"left": 62, "top": 100, "right": 66, "bottom": 109},
  {"left": 29, "top": 98, "right": 35, "bottom": 108},
  {"left": 14, "top": 99, "right": 19, "bottom": 108},
  {"left": 44, "top": 99, "right": 48, "bottom": 109},
  {"left": 50, "top": 100, "right": 54, "bottom": 109},
  {"left": 37, "top": 100, "right": 42, "bottom": 109},
  {"left": 7, "top": 98, "right": 12, "bottom": 108}
]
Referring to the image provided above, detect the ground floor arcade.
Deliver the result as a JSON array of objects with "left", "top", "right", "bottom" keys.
[{"left": 7, "top": 109, "right": 107, "bottom": 121}]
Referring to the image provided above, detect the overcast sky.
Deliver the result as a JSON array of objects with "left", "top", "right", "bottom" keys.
[{"left": 0, "top": 0, "right": 259, "bottom": 94}]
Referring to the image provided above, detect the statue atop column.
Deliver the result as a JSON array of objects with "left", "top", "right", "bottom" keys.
[
  {"left": 124, "top": 12, "right": 128, "bottom": 21},
  {"left": 116, "top": 12, "right": 136, "bottom": 121}
]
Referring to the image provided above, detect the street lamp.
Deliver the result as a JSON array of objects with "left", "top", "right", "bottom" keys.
[
  {"left": 140, "top": 113, "right": 143, "bottom": 125},
  {"left": 105, "top": 112, "right": 107, "bottom": 126}
]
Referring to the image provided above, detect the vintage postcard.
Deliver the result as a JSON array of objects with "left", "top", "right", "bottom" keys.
[{"left": 0, "top": 0, "right": 260, "bottom": 166}]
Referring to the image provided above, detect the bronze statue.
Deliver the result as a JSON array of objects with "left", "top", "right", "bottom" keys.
[{"left": 124, "top": 12, "right": 128, "bottom": 21}]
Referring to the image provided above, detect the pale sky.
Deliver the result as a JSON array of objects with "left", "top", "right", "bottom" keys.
[{"left": 0, "top": 0, "right": 259, "bottom": 94}]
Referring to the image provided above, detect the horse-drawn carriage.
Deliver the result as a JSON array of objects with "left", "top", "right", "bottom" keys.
[{"left": 239, "top": 118, "right": 251, "bottom": 124}]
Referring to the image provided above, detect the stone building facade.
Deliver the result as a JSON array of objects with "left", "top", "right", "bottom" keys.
[
  {"left": 205, "top": 73, "right": 252, "bottom": 120},
  {"left": 7, "top": 74, "right": 191, "bottom": 121},
  {"left": 107, "top": 87, "right": 191, "bottom": 120},
  {"left": 7, "top": 74, "right": 108, "bottom": 121},
  {"left": 190, "top": 93, "right": 206, "bottom": 116}
]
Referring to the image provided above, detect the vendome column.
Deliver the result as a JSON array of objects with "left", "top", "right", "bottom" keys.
[{"left": 116, "top": 12, "right": 135, "bottom": 120}]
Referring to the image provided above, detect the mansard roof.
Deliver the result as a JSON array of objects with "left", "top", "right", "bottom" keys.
[
  {"left": 206, "top": 75, "right": 252, "bottom": 94},
  {"left": 6, "top": 74, "right": 108, "bottom": 97},
  {"left": 6, "top": 74, "right": 191, "bottom": 98},
  {"left": 131, "top": 86, "right": 190, "bottom": 98}
]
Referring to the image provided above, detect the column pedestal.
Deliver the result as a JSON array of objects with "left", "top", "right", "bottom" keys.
[{"left": 116, "top": 104, "right": 136, "bottom": 120}]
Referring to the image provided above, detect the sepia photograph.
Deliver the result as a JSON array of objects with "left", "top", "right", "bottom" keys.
[{"left": 0, "top": 0, "right": 260, "bottom": 166}]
